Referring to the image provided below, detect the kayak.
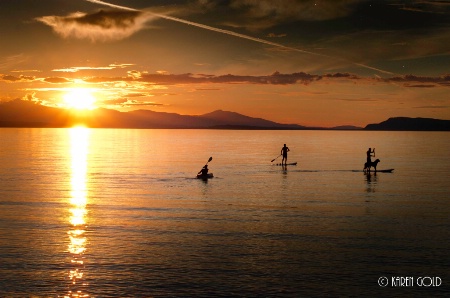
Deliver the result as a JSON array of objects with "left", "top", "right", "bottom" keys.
[
  {"left": 274, "top": 162, "right": 297, "bottom": 166},
  {"left": 196, "top": 173, "right": 214, "bottom": 179}
]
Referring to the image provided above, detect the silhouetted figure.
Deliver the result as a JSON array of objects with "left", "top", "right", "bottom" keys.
[
  {"left": 198, "top": 165, "right": 209, "bottom": 176},
  {"left": 366, "top": 148, "right": 375, "bottom": 164},
  {"left": 281, "top": 144, "right": 290, "bottom": 166}
]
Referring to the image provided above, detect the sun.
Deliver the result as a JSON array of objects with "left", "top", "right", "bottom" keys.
[{"left": 63, "top": 88, "right": 97, "bottom": 110}]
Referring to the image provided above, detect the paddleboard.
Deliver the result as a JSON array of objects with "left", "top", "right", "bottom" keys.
[
  {"left": 373, "top": 169, "right": 394, "bottom": 173},
  {"left": 274, "top": 162, "right": 297, "bottom": 166},
  {"left": 359, "top": 169, "right": 394, "bottom": 173}
]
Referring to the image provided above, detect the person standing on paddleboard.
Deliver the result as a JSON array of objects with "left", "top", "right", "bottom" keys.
[
  {"left": 366, "top": 148, "right": 375, "bottom": 163},
  {"left": 281, "top": 144, "right": 290, "bottom": 166}
]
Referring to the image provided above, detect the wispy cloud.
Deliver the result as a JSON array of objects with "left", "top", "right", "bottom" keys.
[
  {"left": 103, "top": 97, "right": 163, "bottom": 107},
  {"left": 36, "top": 10, "right": 155, "bottom": 42},
  {"left": 11, "top": 69, "right": 41, "bottom": 73},
  {"left": 52, "top": 63, "right": 134, "bottom": 72},
  {"left": 121, "top": 100, "right": 163, "bottom": 106},
  {"left": 0, "top": 54, "right": 28, "bottom": 70}
]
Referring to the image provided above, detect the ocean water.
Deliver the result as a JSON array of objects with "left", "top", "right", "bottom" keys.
[{"left": 0, "top": 128, "right": 449, "bottom": 297}]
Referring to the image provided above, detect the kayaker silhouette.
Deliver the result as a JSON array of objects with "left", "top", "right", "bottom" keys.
[
  {"left": 281, "top": 144, "right": 290, "bottom": 166},
  {"left": 198, "top": 164, "right": 209, "bottom": 176},
  {"left": 197, "top": 157, "right": 213, "bottom": 179}
]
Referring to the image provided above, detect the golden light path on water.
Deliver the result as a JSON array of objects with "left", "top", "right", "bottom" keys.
[{"left": 66, "top": 127, "right": 90, "bottom": 298}]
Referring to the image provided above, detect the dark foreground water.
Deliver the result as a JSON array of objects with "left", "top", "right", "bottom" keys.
[{"left": 0, "top": 128, "right": 449, "bottom": 297}]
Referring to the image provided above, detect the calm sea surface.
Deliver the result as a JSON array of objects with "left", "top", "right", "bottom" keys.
[{"left": 0, "top": 128, "right": 449, "bottom": 297}]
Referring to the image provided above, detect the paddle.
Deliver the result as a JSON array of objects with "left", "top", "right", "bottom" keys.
[
  {"left": 206, "top": 156, "right": 213, "bottom": 165},
  {"left": 271, "top": 154, "right": 281, "bottom": 163}
]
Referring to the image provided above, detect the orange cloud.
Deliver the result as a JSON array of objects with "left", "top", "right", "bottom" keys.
[
  {"left": 0, "top": 75, "right": 35, "bottom": 82},
  {"left": 43, "top": 77, "right": 73, "bottom": 84}
]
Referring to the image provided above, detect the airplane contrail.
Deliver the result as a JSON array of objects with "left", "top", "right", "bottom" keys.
[{"left": 85, "top": 0, "right": 395, "bottom": 75}]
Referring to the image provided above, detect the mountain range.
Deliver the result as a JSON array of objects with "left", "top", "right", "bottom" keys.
[
  {"left": 0, "top": 99, "right": 309, "bottom": 129},
  {"left": 0, "top": 99, "right": 449, "bottom": 131}
]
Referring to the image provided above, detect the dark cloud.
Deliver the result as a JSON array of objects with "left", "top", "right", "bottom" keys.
[
  {"left": 71, "top": 9, "right": 142, "bottom": 28},
  {"left": 183, "top": 0, "right": 365, "bottom": 31},
  {"left": 323, "top": 73, "right": 359, "bottom": 79},
  {"left": 383, "top": 74, "right": 450, "bottom": 87},
  {"left": 394, "top": 0, "right": 450, "bottom": 14},
  {"left": 267, "top": 33, "right": 287, "bottom": 38},
  {"left": 229, "top": 0, "right": 362, "bottom": 23},
  {"left": 139, "top": 71, "right": 322, "bottom": 85},
  {"left": 5, "top": 69, "right": 449, "bottom": 89},
  {"left": 190, "top": 0, "right": 449, "bottom": 66},
  {"left": 77, "top": 71, "right": 324, "bottom": 85},
  {"left": 74, "top": 71, "right": 450, "bottom": 88}
]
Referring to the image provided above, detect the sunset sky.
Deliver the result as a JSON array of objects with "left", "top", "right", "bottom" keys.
[{"left": 0, "top": 0, "right": 449, "bottom": 127}]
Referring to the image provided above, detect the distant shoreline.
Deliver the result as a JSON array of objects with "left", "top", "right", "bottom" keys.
[
  {"left": 1, "top": 100, "right": 449, "bottom": 131},
  {"left": 1, "top": 123, "right": 449, "bottom": 131}
]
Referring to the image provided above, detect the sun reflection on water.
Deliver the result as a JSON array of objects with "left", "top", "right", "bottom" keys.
[{"left": 66, "top": 127, "right": 90, "bottom": 298}]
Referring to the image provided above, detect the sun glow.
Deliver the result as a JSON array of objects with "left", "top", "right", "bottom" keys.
[{"left": 63, "top": 88, "right": 97, "bottom": 110}]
